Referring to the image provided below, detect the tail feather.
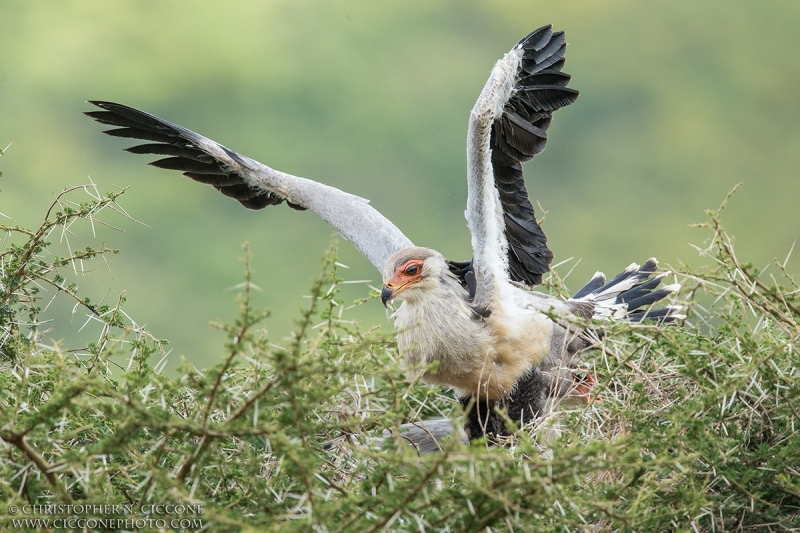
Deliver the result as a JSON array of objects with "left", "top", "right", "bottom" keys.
[
  {"left": 571, "top": 271, "right": 606, "bottom": 299},
  {"left": 616, "top": 273, "right": 666, "bottom": 303},
  {"left": 584, "top": 260, "right": 657, "bottom": 302},
  {"left": 571, "top": 258, "right": 682, "bottom": 324},
  {"left": 629, "top": 305, "right": 686, "bottom": 323},
  {"left": 622, "top": 286, "right": 675, "bottom": 312}
]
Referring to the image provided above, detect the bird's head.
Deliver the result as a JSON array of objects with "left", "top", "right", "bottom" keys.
[{"left": 381, "top": 247, "right": 445, "bottom": 306}]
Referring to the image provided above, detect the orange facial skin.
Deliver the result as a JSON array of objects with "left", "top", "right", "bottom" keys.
[{"left": 381, "top": 260, "right": 424, "bottom": 305}]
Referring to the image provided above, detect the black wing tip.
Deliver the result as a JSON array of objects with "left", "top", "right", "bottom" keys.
[
  {"left": 572, "top": 272, "right": 607, "bottom": 300},
  {"left": 517, "top": 25, "right": 553, "bottom": 50},
  {"left": 123, "top": 144, "right": 158, "bottom": 154},
  {"left": 639, "top": 257, "right": 659, "bottom": 273},
  {"left": 87, "top": 100, "right": 121, "bottom": 111},
  {"left": 84, "top": 102, "right": 116, "bottom": 121},
  {"left": 84, "top": 103, "right": 127, "bottom": 127}
]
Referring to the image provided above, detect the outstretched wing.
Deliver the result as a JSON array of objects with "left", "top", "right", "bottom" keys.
[
  {"left": 85, "top": 101, "right": 413, "bottom": 271},
  {"left": 465, "top": 26, "right": 578, "bottom": 310}
]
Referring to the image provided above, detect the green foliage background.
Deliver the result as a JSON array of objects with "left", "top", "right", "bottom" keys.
[{"left": 1, "top": 0, "right": 799, "bottom": 372}]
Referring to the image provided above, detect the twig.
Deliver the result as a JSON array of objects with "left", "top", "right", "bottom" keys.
[{"left": 1, "top": 432, "right": 74, "bottom": 503}]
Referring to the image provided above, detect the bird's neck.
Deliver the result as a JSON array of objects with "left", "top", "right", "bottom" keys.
[
  {"left": 392, "top": 275, "right": 494, "bottom": 390},
  {"left": 392, "top": 275, "right": 554, "bottom": 401}
]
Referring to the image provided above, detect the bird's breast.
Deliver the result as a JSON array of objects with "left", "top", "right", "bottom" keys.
[{"left": 393, "top": 295, "right": 553, "bottom": 400}]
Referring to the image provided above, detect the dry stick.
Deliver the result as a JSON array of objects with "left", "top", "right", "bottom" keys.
[
  {"left": 770, "top": 273, "right": 800, "bottom": 325},
  {"left": 176, "top": 434, "right": 208, "bottom": 483},
  {"left": 0, "top": 225, "right": 36, "bottom": 239},
  {"left": 722, "top": 269, "right": 798, "bottom": 337},
  {"left": 703, "top": 185, "right": 799, "bottom": 327},
  {"left": 716, "top": 228, "right": 800, "bottom": 325},
  {"left": 29, "top": 270, "right": 99, "bottom": 316},
  {"left": 2, "top": 432, "right": 74, "bottom": 503}
]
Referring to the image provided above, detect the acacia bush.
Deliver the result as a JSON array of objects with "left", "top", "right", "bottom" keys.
[{"left": 0, "top": 172, "right": 798, "bottom": 531}]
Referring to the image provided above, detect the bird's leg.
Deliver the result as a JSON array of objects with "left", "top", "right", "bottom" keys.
[{"left": 571, "top": 371, "right": 599, "bottom": 403}]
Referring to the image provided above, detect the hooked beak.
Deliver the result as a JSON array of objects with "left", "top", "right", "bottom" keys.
[
  {"left": 380, "top": 285, "right": 394, "bottom": 306},
  {"left": 381, "top": 278, "right": 420, "bottom": 306}
]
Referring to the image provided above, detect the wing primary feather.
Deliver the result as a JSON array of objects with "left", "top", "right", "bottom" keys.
[
  {"left": 126, "top": 143, "right": 214, "bottom": 162},
  {"left": 519, "top": 69, "right": 571, "bottom": 87},
  {"left": 85, "top": 110, "right": 145, "bottom": 128},
  {"left": 150, "top": 157, "right": 226, "bottom": 174},
  {"left": 518, "top": 25, "right": 553, "bottom": 51},
  {"left": 520, "top": 86, "right": 579, "bottom": 111},
  {"left": 533, "top": 31, "right": 566, "bottom": 63},
  {"left": 472, "top": 25, "right": 579, "bottom": 288},
  {"left": 213, "top": 183, "right": 261, "bottom": 201},
  {"left": 622, "top": 288, "right": 675, "bottom": 311},
  {"left": 103, "top": 127, "right": 176, "bottom": 143},
  {"left": 628, "top": 307, "right": 683, "bottom": 324},
  {"left": 239, "top": 194, "right": 284, "bottom": 210},
  {"left": 615, "top": 273, "right": 666, "bottom": 303},
  {"left": 183, "top": 173, "right": 247, "bottom": 186},
  {"left": 89, "top": 100, "right": 177, "bottom": 130},
  {"left": 86, "top": 100, "right": 413, "bottom": 270}
]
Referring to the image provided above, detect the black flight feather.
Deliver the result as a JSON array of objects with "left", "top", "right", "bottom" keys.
[
  {"left": 570, "top": 260, "right": 681, "bottom": 325},
  {"left": 126, "top": 143, "right": 214, "bottom": 163},
  {"left": 183, "top": 173, "right": 247, "bottom": 186},
  {"left": 85, "top": 100, "right": 294, "bottom": 212},
  {"left": 489, "top": 25, "right": 578, "bottom": 287},
  {"left": 150, "top": 157, "right": 226, "bottom": 174},
  {"left": 622, "top": 288, "right": 675, "bottom": 312},
  {"left": 103, "top": 127, "right": 176, "bottom": 144},
  {"left": 213, "top": 183, "right": 260, "bottom": 201}
]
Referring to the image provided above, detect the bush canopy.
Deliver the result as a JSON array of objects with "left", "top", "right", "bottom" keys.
[{"left": 1, "top": 174, "right": 798, "bottom": 531}]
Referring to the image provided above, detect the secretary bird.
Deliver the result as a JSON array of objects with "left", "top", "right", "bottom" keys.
[{"left": 86, "top": 25, "right": 681, "bottom": 450}]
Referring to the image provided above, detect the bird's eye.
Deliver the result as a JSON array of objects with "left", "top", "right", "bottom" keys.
[{"left": 404, "top": 263, "right": 420, "bottom": 276}]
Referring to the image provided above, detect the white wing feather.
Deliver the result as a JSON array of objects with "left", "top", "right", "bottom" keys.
[
  {"left": 196, "top": 138, "right": 414, "bottom": 271},
  {"left": 87, "top": 101, "right": 413, "bottom": 272},
  {"left": 465, "top": 47, "right": 525, "bottom": 312}
]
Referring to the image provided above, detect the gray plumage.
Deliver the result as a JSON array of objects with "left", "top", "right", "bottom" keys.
[{"left": 86, "top": 25, "right": 682, "bottom": 450}]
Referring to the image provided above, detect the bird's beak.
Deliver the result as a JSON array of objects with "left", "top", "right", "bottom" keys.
[
  {"left": 381, "top": 285, "right": 394, "bottom": 306},
  {"left": 381, "top": 278, "right": 420, "bottom": 306}
]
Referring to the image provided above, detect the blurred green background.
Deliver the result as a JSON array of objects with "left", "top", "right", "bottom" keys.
[{"left": 2, "top": 1, "right": 798, "bottom": 371}]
